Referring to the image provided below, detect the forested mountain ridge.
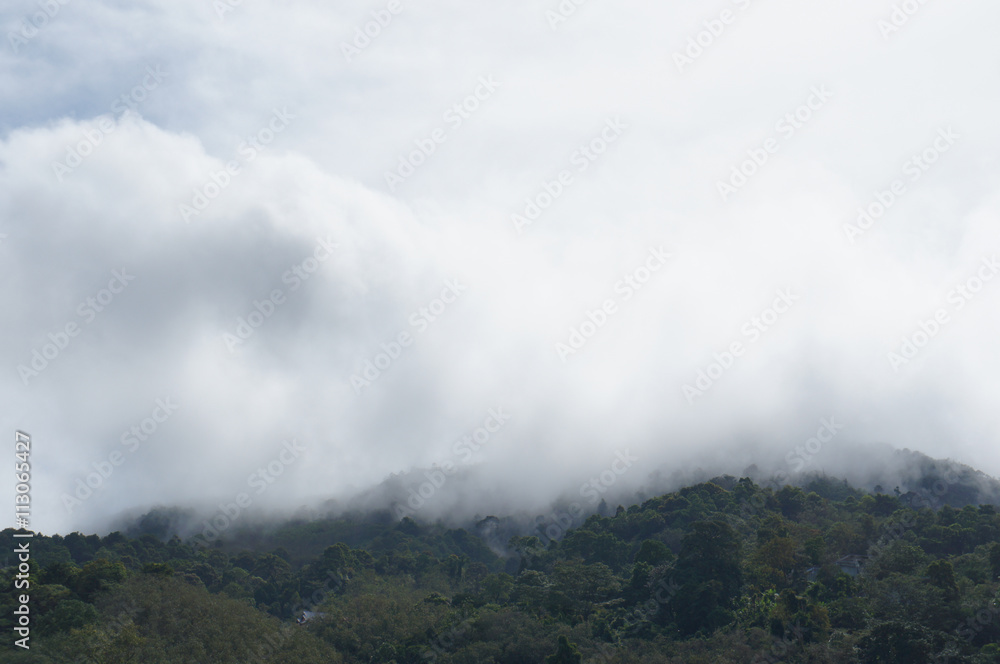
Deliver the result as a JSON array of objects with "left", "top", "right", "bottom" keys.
[{"left": 3, "top": 474, "right": 1000, "bottom": 663}]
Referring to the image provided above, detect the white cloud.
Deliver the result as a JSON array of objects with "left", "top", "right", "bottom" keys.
[{"left": 1, "top": 0, "right": 999, "bottom": 534}]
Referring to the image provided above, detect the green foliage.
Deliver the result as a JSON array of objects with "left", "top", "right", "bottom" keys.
[
  {"left": 926, "top": 559, "right": 960, "bottom": 606},
  {"left": 634, "top": 539, "right": 673, "bottom": 566},
  {"left": 76, "top": 559, "right": 127, "bottom": 602},
  {"left": 989, "top": 542, "right": 1000, "bottom": 580},
  {"left": 141, "top": 562, "right": 174, "bottom": 577},
  {"left": 3, "top": 473, "right": 1000, "bottom": 663},
  {"left": 857, "top": 620, "right": 935, "bottom": 664},
  {"left": 39, "top": 598, "right": 98, "bottom": 634},
  {"left": 867, "top": 539, "right": 927, "bottom": 578},
  {"left": 545, "top": 634, "right": 583, "bottom": 663},
  {"left": 804, "top": 535, "right": 825, "bottom": 565}
]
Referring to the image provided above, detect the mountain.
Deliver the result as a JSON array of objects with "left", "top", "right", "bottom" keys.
[{"left": 4, "top": 466, "right": 1000, "bottom": 663}]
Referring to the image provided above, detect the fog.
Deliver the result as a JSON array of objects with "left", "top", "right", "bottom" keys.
[{"left": 1, "top": 0, "right": 999, "bottom": 537}]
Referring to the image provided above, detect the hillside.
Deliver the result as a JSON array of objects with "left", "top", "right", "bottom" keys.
[{"left": 3, "top": 473, "right": 1000, "bottom": 663}]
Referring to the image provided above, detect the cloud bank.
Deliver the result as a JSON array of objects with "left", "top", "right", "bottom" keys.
[{"left": 1, "top": 0, "right": 999, "bottom": 535}]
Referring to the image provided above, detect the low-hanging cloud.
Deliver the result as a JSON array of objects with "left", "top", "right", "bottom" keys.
[{"left": 1, "top": 0, "right": 999, "bottom": 536}]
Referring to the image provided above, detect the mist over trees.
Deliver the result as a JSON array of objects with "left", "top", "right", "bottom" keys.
[{"left": 4, "top": 473, "right": 1000, "bottom": 663}]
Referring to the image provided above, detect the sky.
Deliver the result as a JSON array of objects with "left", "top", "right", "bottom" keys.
[{"left": 1, "top": 0, "right": 999, "bottom": 536}]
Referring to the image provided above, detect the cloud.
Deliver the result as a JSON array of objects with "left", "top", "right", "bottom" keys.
[{"left": 1, "top": 0, "right": 999, "bottom": 535}]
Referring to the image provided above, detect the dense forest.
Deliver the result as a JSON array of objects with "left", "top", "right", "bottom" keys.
[{"left": 3, "top": 475, "right": 1000, "bottom": 663}]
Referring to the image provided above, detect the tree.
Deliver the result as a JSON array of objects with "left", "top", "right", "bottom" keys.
[
  {"left": 804, "top": 535, "right": 825, "bottom": 565},
  {"left": 509, "top": 535, "right": 548, "bottom": 571},
  {"left": 868, "top": 540, "right": 926, "bottom": 578},
  {"left": 512, "top": 570, "right": 550, "bottom": 613},
  {"left": 546, "top": 634, "right": 582, "bottom": 664},
  {"left": 669, "top": 520, "right": 743, "bottom": 635},
  {"left": 755, "top": 537, "right": 798, "bottom": 576},
  {"left": 776, "top": 486, "right": 806, "bottom": 518},
  {"left": 925, "top": 559, "right": 959, "bottom": 603},
  {"left": 989, "top": 542, "right": 1000, "bottom": 581},
  {"left": 634, "top": 539, "right": 673, "bottom": 566},
  {"left": 252, "top": 553, "right": 292, "bottom": 584},
  {"left": 141, "top": 562, "right": 174, "bottom": 578},
  {"left": 757, "top": 514, "right": 790, "bottom": 543},
  {"left": 39, "top": 561, "right": 79, "bottom": 587},
  {"left": 857, "top": 621, "right": 935, "bottom": 664},
  {"left": 40, "top": 599, "right": 98, "bottom": 635},
  {"left": 559, "top": 529, "right": 629, "bottom": 571},
  {"left": 480, "top": 572, "right": 514, "bottom": 604},
  {"left": 549, "top": 560, "right": 620, "bottom": 617},
  {"left": 75, "top": 559, "right": 127, "bottom": 602},
  {"left": 676, "top": 520, "right": 742, "bottom": 597}
]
